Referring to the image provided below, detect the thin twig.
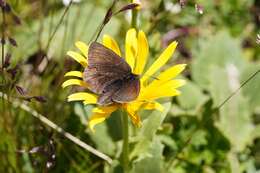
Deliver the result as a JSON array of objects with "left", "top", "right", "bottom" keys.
[
  {"left": 0, "top": 92, "right": 113, "bottom": 164},
  {"left": 1, "top": 6, "right": 5, "bottom": 70},
  {"left": 45, "top": 1, "right": 73, "bottom": 53},
  {"left": 1, "top": 5, "right": 6, "bottom": 129},
  {"left": 218, "top": 69, "right": 260, "bottom": 109}
]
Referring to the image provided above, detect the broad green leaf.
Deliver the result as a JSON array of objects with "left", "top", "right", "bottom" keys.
[
  {"left": 240, "top": 63, "right": 260, "bottom": 113},
  {"left": 209, "top": 67, "right": 254, "bottom": 152},
  {"left": 131, "top": 139, "right": 164, "bottom": 173},
  {"left": 157, "top": 135, "right": 177, "bottom": 150},
  {"left": 74, "top": 102, "right": 91, "bottom": 124},
  {"left": 228, "top": 151, "right": 240, "bottom": 173},
  {"left": 88, "top": 121, "right": 116, "bottom": 156},
  {"left": 170, "top": 104, "right": 198, "bottom": 116},
  {"left": 177, "top": 79, "right": 208, "bottom": 111},
  {"left": 77, "top": 105, "right": 116, "bottom": 156},
  {"left": 140, "top": 102, "right": 171, "bottom": 140},
  {"left": 192, "top": 31, "right": 245, "bottom": 89},
  {"left": 130, "top": 102, "right": 171, "bottom": 160}
]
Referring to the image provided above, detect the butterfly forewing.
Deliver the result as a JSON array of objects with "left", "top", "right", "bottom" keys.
[
  {"left": 84, "top": 68, "right": 121, "bottom": 94},
  {"left": 84, "top": 42, "right": 140, "bottom": 105},
  {"left": 88, "top": 42, "right": 131, "bottom": 72}
]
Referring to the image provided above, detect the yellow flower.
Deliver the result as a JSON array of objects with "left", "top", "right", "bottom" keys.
[{"left": 62, "top": 28, "right": 186, "bottom": 131}]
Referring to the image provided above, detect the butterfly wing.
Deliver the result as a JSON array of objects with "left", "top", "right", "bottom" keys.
[
  {"left": 97, "top": 80, "right": 123, "bottom": 105},
  {"left": 112, "top": 75, "right": 140, "bottom": 103},
  {"left": 84, "top": 67, "right": 121, "bottom": 94},
  {"left": 88, "top": 42, "right": 131, "bottom": 71},
  {"left": 84, "top": 42, "right": 132, "bottom": 94}
]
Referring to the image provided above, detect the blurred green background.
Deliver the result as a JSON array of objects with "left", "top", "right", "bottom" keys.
[{"left": 0, "top": 0, "right": 260, "bottom": 172}]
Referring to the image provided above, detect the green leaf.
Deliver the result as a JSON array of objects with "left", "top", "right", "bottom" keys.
[
  {"left": 191, "top": 31, "right": 245, "bottom": 89},
  {"left": 157, "top": 135, "right": 177, "bottom": 150},
  {"left": 74, "top": 103, "right": 91, "bottom": 125},
  {"left": 11, "top": 2, "right": 120, "bottom": 62},
  {"left": 131, "top": 139, "right": 164, "bottom": 173},
  {"left": 177, "top": 79, "right": 208, "bottom": 111},
  {"left": 228, "top": 151, "right": 240, "bottom": 173},
  {"left": 140, "top": 102, "right": 172, "bottom": 140},
  {"left": 130, "top": 102, "right": 171, "bottom": 160},
  {"left": 190, "top": 130, "right": 208, "bottom": 147},
  {"left": 209, "top": 67, "right": 254, "bottom": 152},
  {"left": 74, "top": 104, "right": 116, "bottom": 156},
  {"left": 250, "top": 125, "right": 260, "bottom": 141},
  {"left": 0, "top": 130, "right": 18, "bottom": 172},
  {"left": 88, "top": 121, "right": 116, "bottom": 156},
  {"left": 240, "top": 63, "right": 260, "bottom": 113},
  {"left": 170, "top": 104, "right": 198, "bottom": 116}
]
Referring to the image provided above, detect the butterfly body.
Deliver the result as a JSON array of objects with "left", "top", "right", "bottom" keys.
[{"left": 83, "top": 42, "right": 140, "bottom": 105}]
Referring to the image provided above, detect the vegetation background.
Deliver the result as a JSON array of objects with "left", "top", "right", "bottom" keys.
[{"left": 0, "top": 0, "right": 260, "bottom": 172}]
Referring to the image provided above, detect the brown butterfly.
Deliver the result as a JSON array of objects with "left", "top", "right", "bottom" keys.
[{"left": 83, "top": 42, "right": 140, "bottom": 105}]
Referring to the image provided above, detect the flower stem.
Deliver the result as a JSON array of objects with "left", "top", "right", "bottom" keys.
[
  {"left": 131, "top": 9, "right": 137, "bottom": 29},
  {"left": 1, "top": 5, "right": 7, "bottom": 129},
  {"left": 121, "top": 109, "right": 129, "bottom": 173},
  {"left": 130, "top": 0, "right": 138, "bottom": 29}
]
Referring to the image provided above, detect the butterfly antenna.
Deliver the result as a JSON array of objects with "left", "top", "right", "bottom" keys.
[
  {"left": 141, "top": 74, "right": 160, "bottom": 80},
  {"left": 149, "top": 76, "right": 160, "bottom": 80}
]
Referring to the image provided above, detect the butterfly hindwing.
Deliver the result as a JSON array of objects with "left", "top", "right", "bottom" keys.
[{"left": 112, "top": 74, "right": 140, "bottom": 103}]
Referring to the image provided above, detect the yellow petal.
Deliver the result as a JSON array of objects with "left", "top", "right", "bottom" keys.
[
  {"left": 88, "top": 113, "right": 111, "bottom": 132},
  {"left": 67, "top": 51, "right": 87, "bottom": 67},
  {"left": 142, "top": 101, "right": 164, "bottom": 112},
  {"left": 124, "top": 105, "right": 142, "bottom": 127},
  {"left": 62, "top": 79, "right": 87, "bottom": 88},
  {"left": 75, "top": 41, "right": 89, "bottom": 57},
  {"left": 89, "top": 105, "right": 118, "bottom": 132},
  {"left": 147, "top": 79, "right": 186, "bottom": 90},
  {"left": 67, "top": 92, "right": 97, "bottom": 104},
  {"left": 142, "top": 41, "right": 178, "bottom": 82},
  {"left": 134, "top": 30, "right": 149, "bottom": 75},
  {"left": 126, "top": 109, "right": 141, "bottom": 127},
  {"left": 64, "top": 71, "right": 83, "bottom": 78},
  {"left": 146, "top": 64, "right": 186, "bottom": 90},
  {"left": 140, "top": 80, "right": 185, "bottom": 100},
  {"left": 141, "top": 89, "right": 181, "bottom": 100},
  {"left": 103, "top": 35, "right": 121, "bottom": 56},
  {"left": 92, "top": 105, "right": 118, "bottom": 114},
  {"left": 156, "top": 64, "right": 186, "bottom": 83},
  {"left": 125, "top": 100, "right": 143, "bottom": 110},
  {"left": 83, "top": 100, "right": 96, "bottom": 105},
  {"left": 125, "top": 28, "right": 137, "bottom": 70}
]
